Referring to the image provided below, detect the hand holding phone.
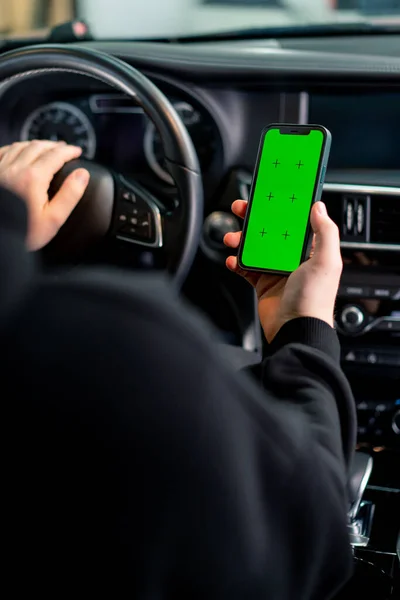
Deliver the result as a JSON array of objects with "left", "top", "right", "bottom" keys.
[
  {"left": 238, "top": 124, "right": 331, "bottom": 274},
  {"left": 224, "top": 199, "right": 342, "bottom": 342}
]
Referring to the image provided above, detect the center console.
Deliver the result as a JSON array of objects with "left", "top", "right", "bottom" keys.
[{"left": 323, "top": 182, "right": 400, "bottom": 598}]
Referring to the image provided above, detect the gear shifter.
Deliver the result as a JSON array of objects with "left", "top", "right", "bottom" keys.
[{"left": 347, "top": 452, "right": 374, "bottom": 547}]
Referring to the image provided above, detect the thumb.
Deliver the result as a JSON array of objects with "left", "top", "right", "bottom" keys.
[
  {"left": 47, "top": 168, "right": 90, "bottom": 230},
  {"left": 310, "top": 201, "right": 342, "bottom": 269}
]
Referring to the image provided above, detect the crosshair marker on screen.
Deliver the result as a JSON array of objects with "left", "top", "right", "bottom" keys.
[
  {"left": 260, "top": 228, "right": 267, "bottom": 237},
  {"left": 296, "top": 160, "right": 304, "bottom": 169},
  {"left": 266, "top": 192, "right": 274, "bottom": 201},
  {"left": 272, "top": 159, "right": 280, "bottom": 168},
  {"left": 282, "top": 231, "right": 290, "bottom": 240},
  {"left": 289, "top": 194, "right": 297, "bottom": 203}
]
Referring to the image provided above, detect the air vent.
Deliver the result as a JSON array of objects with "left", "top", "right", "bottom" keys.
[
  {"left": 370, "top": 195, "right": 400, "bottom": 245},
  {"left": 323, "top": 184, "right": 400, "bottom": 250}
]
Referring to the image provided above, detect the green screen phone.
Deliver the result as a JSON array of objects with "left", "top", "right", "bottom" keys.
[{"left": 238, "top": 124, "right": 331, "bottom": 274}]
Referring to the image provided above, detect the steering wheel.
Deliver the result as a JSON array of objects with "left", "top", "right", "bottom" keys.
[{"left": 0, "top": 45, "right": 204, "bottom": 288}]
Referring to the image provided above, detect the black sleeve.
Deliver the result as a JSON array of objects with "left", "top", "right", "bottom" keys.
[{"left": 4, "top": 265, "right": 355, "bottom": 600}]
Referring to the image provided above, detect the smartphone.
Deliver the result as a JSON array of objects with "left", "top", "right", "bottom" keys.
[{"left": 238, "top": 124, "right": 331, "bottom": 275}]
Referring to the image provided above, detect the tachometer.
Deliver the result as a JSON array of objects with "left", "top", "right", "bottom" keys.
[{"left": 21, "top": 101, "right": 96, "bottom": 159}]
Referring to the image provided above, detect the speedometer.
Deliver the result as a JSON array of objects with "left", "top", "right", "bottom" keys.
[{"left": 21, "top": 102, "right": 96, "bottom": 159}]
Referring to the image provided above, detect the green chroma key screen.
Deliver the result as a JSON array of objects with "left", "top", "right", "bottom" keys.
[{"left": 240, "top": 127, "right": 325, "bottom": 273}]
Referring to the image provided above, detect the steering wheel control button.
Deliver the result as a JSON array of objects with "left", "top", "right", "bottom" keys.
[
  {"left": 115, "top": 180, "right": 162, "bottom": 248},
  {"left": 121, "top": 190, "right": 137, "bottom": 203}
]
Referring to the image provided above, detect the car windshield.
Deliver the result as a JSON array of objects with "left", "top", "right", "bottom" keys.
[{"left": 2, "top": 0, "right": 400, "bottom": 40}]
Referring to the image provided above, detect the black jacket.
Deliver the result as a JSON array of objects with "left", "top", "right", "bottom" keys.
[{"left": 1, "top": 188, "right": 356, "bottom": 599}]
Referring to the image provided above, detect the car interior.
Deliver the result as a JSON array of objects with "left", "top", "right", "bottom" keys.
[{"left": 0, "top": 4, "right": 399, "bottom": 597}]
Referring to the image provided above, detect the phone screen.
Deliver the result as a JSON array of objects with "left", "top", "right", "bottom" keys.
[{"left": 240, "top": 127, "right": 325, "bottom": 273}]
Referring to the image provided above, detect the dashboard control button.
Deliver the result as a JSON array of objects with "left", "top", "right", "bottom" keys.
[
  {"left": 366, "top": 352, "right": 378, "bottom": 365},
  {"left": 344, "top": 350, "right": 357, "bottom": 362},
  {"left": 373, "top": 287, "right": 391, "bottom": 299},
  {"left": 339, "top": 285, "right": 371, "bottom": 298},
  {"left": 340, "top": 305, "right": 365, "bottom": 333},
  {"left": 356, "top": 400, "right": 376, "bottom": 411}
]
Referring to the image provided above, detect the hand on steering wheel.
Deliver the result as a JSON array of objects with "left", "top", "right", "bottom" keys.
[{"left": 0, "top": 141, "right": 90, "bottom": 251}]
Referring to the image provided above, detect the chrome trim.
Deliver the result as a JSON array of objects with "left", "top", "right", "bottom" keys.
[
  {"left": 324, "top": 183, "right": 400, "bottom": 196},
  {"left": 348, "top": 501, "right": 375, "bottom": 548},
  {"left": 337, "top": 315, "right": 400, "bottom": 337},
  {"left": 365, "top": 316, "right": 400, "bottom": 335},
  {"left": 298, "top": 91, "right": 309, "bottom": 125},
  {"left": 366, "top": 193, "right": 371, "bottom": 242},
  {"left": 116, "top": 177, "right": 163, "bottom": 249},
  {"left": 392, "top": 410, "right": 400, "bottom": 435},
  {"left": 341, "top": 305, "right": 364, "bottom": 329},
  {"left": 349, "top": 456, "right": 374, "bottom": 522},
  {"left": 324, "top": 183, "right": 400, "bottom": 251},
  {"left": 367, "top": 485, "right": 400, "bottom": 493},
  {"left": 340, "top": 242, "right": 400, "bottom": 251},
  {"left": 89, "top": 93, "right": 143, "bottom": 114},
  {"left": 20, "top": 101, "right": 97, "bottom": 159}
]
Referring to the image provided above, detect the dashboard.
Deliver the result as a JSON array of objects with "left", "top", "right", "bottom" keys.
[{"left": 7, "top": 89, "right": 220, "bottom": 185}]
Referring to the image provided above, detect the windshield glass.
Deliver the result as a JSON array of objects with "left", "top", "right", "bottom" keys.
[{"left": 2, "top": 0, "right": 400, "bottom": 40}]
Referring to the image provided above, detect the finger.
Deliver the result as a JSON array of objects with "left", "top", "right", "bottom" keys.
[
  {"left": 45, "top": 168, "right": 90, "bottom": 233},
  {"left": 308, "top": 233, "right": 316, "bottom": 258},
  {"left": 15, "top": 140, "right": 65, "bottom": 166},
  {"left": 232, "top": 200, "right": 248, "bottom": 220},
  {"left": 226, "top": 255, "right": 245, "bottom": 275},
  {"left": 34, "top": 144, "right": 83, "bottom": 178},
  {"left": 0, "top": 141, "right": 34, "bottom": 165},
  {"left": 310, "top": 202, "right": 342, "bottom": 269},
  {"left": 223, "top": 230, "right": 242, "bottom": 248},
  {"left": 0, "top": 145, "right": 11, "bottom": 161},
  {"left": 225, "top": 255, "right": 259, "bottom": 288}
]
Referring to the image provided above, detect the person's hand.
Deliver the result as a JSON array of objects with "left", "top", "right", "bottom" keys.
[
  {"left": 0, "top": 140, "right": 90, "bottom": 250},
  {"left": 224, "top": 200, "right": 342, "bottom": 343}
]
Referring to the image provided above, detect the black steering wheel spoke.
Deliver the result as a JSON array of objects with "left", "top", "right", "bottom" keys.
[{"left": 112, "top": 176, "right": 164, "bottom": 250}]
